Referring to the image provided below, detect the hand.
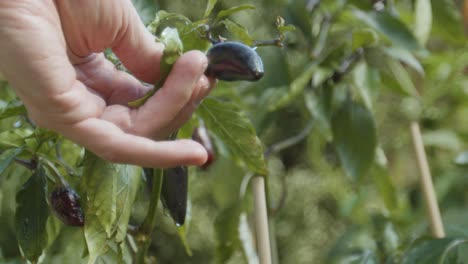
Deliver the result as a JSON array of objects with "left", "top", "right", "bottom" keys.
[{"left": 0, "top": 1, "right": 215, "bottom": 167}]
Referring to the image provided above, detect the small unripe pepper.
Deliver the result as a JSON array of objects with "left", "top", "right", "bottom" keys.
[
  {"left": 205, "top": 41, "right": 264, "bottom": 81},
  {"left": 49, "top": 186, "right": 84, "bottom": 226}
]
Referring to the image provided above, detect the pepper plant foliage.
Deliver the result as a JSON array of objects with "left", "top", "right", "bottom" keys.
[{"left": 0, "top": 0, "right": 468, "bottom": 263}]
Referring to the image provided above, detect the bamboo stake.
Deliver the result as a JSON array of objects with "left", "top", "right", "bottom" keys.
[
  {"left": 410, "top": 122, "right": 445, "bottom": 238},
  {"left": 252, "top": 176, "right": 272, "bottom": 264}
]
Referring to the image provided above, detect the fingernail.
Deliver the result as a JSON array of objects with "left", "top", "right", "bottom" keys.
[{"left": 198, "top": 75, "right": 210, "bottom": 90}]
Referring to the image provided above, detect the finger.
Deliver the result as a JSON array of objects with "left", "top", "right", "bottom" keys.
[
  {"left": 58, "top": 118, "right": 208, "bottom": 167},
  {"left": 194, "top": 75, "right": 216, "bottom": 102},
  {"left": 111, "top": 0, "right": 164, "bottom": 84},
  {"left": 74, "top": 53, "right": 151, "bottom": 105},
  {"left": 132, "top": 50, "right": 208, "bottom": 137},
  {"left": 152, "top": 76, "right": 213, "bottom": 136}
]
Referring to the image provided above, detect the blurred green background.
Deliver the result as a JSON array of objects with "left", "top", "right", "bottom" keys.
[{"left": 1, "top": 0, "right": 468, "bottom": 263}]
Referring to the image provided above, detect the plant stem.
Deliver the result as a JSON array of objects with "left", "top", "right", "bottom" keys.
[
  {"left": 252, "top": 176, "right": 272, "bottom": 264},
  {"left": 136, "top": 168, "right": 164, "bottom": 263},
  {"left": 264, "top": 122, "right": 313, "bottom": 158},
  {"left": 410, "top": 122, "right": 445, "bottom": 238}
]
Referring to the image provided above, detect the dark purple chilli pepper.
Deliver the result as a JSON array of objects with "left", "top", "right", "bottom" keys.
[
  {"left": 160, "top": 166, "right": 188, "bottom": 226},
  {"left": 205, "top": 41, "right": 264, "bottom": 81},
  {"left": 49, "top": 186, "right": 84, "bottom": 226}
]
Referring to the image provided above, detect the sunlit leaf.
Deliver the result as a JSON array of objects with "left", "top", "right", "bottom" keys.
[
  {"left": 204, "top": 0, "right": 218, "bottom": 18},
  {"left": 386, "top": 59, "right": 418, "bottom": 96},
  {"left": 128, "top": 27, "right": 183, "bottom": 107},
  {"left": 147, "top": 10, "right": 191, "bottom": 35},
  {"left": 159, "top": 27, "right": 183, "bottom": 66},
  {"left": 113, "top": 165, "right": 141, "bottom": 243},
  {"left": 353, "top": 10, "right": 421, "bottom": 51},
  {"left": 215, "top": 4, "right": 256, "bottom": 22},
  {"left": 197, "top": 98, "right": 267, "bottom": 175},
  {"left": 82, "top": 152, "right": 141, "bottom": 264},
  {"left": 15, "top": 166, "right": 48, "bottom": 262},
  {"left": 414, "top": 0, "right": 432, "bottom": 46},
  {"left": 332, "top": 100, "right": 377, "bottom": 180},
  {"left": 352, "top": 29, "right": 378, "bottom": 50},
  {"left": 0, "top": 129, "right": 33, "bottom": 149},
  {"left": 278, "top": 25, "right": 296, "bottom": 34},
  {"left": 222, "top": 19, "right": 254, "bottom": 46}
]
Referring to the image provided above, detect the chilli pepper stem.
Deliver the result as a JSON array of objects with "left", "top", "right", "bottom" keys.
[{"left": 136, "top": 168, "right": 164, "bottom": 263}]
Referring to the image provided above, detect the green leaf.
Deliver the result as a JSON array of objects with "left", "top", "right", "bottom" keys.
[
  {"left": 332, "top": 100, "right": 377, "bottom": 180},
  {"left": 197, "top": 98, "right": 267, "bottom": 175},
  {"left": 400, "top": 237, "right": 468, "bottom": 264},
  {"left": 386, "top": 58, "right": 418, "bottom": 96},
  {"left": 370, "top": 149, "right": 398, "bottom": 212},
  {"left": 82, "top": 151, "right": 141, "bottom": 264},
  {"left": 278, "top": 25, "right": 296, "bottom": 34},
  {"left": 147, "top": 11, "right": 191, "bottom": 35},
  {"left": 215, "top": 4, "right": 256, "bottom": 23},
  {"left": 304, "top": 90, "right": 333, "bottom": 140},
  {"left": 204, "top": 0, "right": 217, "bottom": 18},
  {"left": 0, "top": 101, "right": 26, "bottom": 120},
  {"left": 113, "top": 165, "right": 141, "bottom": 243},
  {"left": 353, "top": 10, "right": 421, "bottom": 51},
  {"left": 215, "top": 204, "right": 242, "bottom": 263},
  {"left": 422, "top": 129, "right": 463, "bottom": 151},
  {"left": 15, "top": 165, "right": 49, "bottom": 262},
  {"left": 0, "top": 128, "right": 33, "bottom": 149},
  {"left": 128, "top": 27, "right": 183, "bottom": 107},
  {"left": 382, "top": 47, "right": 424, "bottom": 76},
  {"left": 0, "top": 147, "right": 23, "bottom": 175},
  {"left": 414, "top": 0, "right": 432, "bottom": 46},
  {"left": 222, "top": 19, "right": 254, "bottom": 46},
  {"left": 430, "top": 0, "right": 465, "bottom": 45},
  {"left": 454, "top": 151, "right": 468, "bottom": 166},
  {"left": 352, "top": 62, "right": 377, "bottom": 110},
  {"left": 269, "top": 63, "right": 318, "bottom": 111},
  {"left": 159, "top": 27, "right": 183, "bottom": 66}
]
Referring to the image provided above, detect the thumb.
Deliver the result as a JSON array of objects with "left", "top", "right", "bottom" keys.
[{"left": 111, "top": 1, "right": 164, "bottom": 84}]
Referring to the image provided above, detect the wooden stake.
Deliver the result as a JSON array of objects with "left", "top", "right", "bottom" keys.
[
  {"left": 410, "top": 122, "right": 445, "bottom": 238},
  {"left": 252, "top": 176, "right": 272, "bottom": 264}
]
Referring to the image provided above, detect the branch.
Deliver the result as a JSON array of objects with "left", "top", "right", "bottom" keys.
[{"left": 264, "top": 122, "right": 314, "bottom": 158}]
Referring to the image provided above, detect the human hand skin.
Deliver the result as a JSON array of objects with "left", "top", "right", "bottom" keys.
[{"left": 0, "top": 1, "right": 215, "bottom": 167}]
